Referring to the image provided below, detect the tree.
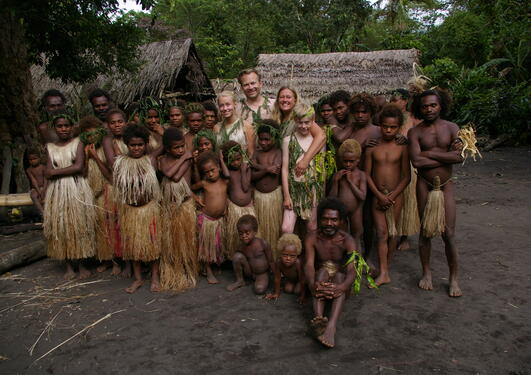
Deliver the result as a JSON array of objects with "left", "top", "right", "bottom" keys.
[{"left": 0, "top": 0, "right": 153, "bottom": 192}]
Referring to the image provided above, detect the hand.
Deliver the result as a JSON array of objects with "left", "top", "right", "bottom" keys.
[
  {"left": 265, "top": 293, "right": 280, "bottom": 300},
  {"left": 334, "top": 169, "right": 349, "bottom": 182},
  {"left": 364, "top": 138, "right": 380, "bottom": 148},
  {"left": 451, "top": 138, "right": 464, "bottom": 152},
  {"left": 183, "top": 151, "right": 193, "bottom": 160},
  {"left": 377, "top": 193, "right": 394, "bottom": 210},
  {"left": 283, "top": 197, "right": 293, "bottom": 210},
  {"left": 44, "top": 169, "right": 55, "bottom": 179},
  {"left": 86, "top": 144, "right": 97, "bottom": 159},
  {"left": 317, "top": 282, "right": 344, "bottom": 299},
  {"left": 152, "top": 123, "right": 164, "bottom": 136},
  {"left": 295, "top": 158, "right": 309, "bottom": 177},
  {"left": 194, "top": 195, "right": 205, "bottom": 209},
  {"left": 267, "top": 164, "right": 281, "bottom": 175},
  {"left": 394, "top": 134, "right": 408, "bottom": 145}
]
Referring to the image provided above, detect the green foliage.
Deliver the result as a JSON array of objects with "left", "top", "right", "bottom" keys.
[
  {"left": 344, "top": 251, "right": 377, "bottom": 294},
  {"left": 7, "top": 0, "right": 155, "bottom": 83},
  {"left": 421, "top": 58, "right": 461, "bottom": 88}
]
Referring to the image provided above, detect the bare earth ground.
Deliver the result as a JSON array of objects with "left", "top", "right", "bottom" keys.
[{"left": 0, "top": 147, "right": 529, "bottom": 375}]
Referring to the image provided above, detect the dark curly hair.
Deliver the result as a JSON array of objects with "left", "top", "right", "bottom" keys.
[
  {"left": 317, "top": 197, "right": 347, "bottom": 223},
  {"left": 162, "top": 127, "right": 184, "bottom": 149},
  {"left": 123, "top": 124, "right": 149, "bottom": 145},
  {"left": 350, "top": 93, "right": 377, "bottom": 116},
  {"left": 237, "top": 214, "right": 258, "bottom": 231},
  {"left": 378, "top": 104, "right": 404, "bottom": 127},
  {"left": 197, "top": 151, "right": 220, "bottom": 176},
  {"left": 411, "top": 89, "right": 452, "bottom": 120},
  {"left": 329, "top": 90, "right": 351, "bottom": 107}
]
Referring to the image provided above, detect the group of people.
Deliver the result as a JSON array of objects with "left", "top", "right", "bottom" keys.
[{"left": 27, "top": 68, "right": 465, "bottom": 348}]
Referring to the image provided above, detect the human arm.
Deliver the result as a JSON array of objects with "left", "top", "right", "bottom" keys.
[
  {"left": 303, "top": 233, "right": 317, "bottom": 296},
  {"left": 320, "top": 236, "right": 357, "bottom": 299},
  {"left": 364, "top": 148, "right": 393, "bottom": 209},
  {"left": 389, "top": 148, "right": 411, "bottom": 201},
  {"left": 87, "top": 144, "right": 112, "bottom": 182},
  {"left": 295, "top": 121, "right": 325, "bottom": 176},
  {"left": 265, "top": 261, "right": 282, "bottom": 300},
  {"left": 102, "top": 136, "right": 117, "bottom": 169},
  {"left": 297, "top": 260, "right": 306, "bottom": 304},
  {"left": 332, "top": 124, "right": 353, "bottom": 145},
  {"left": 218, "top": 150, "right": 231, "bottom": 178},
  {"left": 347, "top": 171, "right": 367, "bottom": 201},
  {"left": 243, "top": 121, "right": 256, "bottom": 157},
  {"left": 408, "top": 128, "right": 444, "bottom": 169},
  {"left": 329, "top": 170, "right": 348, "bottom": 198},
  {"left": 281, "top": 137, "right": 292, "bottom": 209},
  {"left": 241, "top": 161, "right": 252, "bottom": 193},
  {"left": 159, "top": 152, "right": 193, "bottom": 179},
  {"left": 45, "top": 141, "right": 85, "bottom": 179},
  {"left": 26, "top": 168, "right": 39, "bottom": 191}
]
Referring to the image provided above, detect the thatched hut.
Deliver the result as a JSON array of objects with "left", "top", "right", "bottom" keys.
[
  {"left": 256, "top": 49, "right": 419, "bottom": 103},
  {"left": 31, "top": 38, "right": 214, "bottom": 111}
]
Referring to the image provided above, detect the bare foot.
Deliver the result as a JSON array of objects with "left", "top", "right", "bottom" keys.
[
  {"left": 96, "top": 262, "right": 109, "bottom": 273},
  {"left": 125, "top": 280, "right": 144, "bottom": 294},
  {"left": 227, "top": 280, "right": 245, "bottom": 291},
  {"left": 372, "top": 273, "right": 390, "bottom": 287},
  {"left": 121, "top": 263, "right": 132, "bottom": 278},
  {"left": 398, "top": 239, "right": 411, "bottom": 251},
  {"left": 150, "top": 279, "right": 161, "bottom": 292},
  {"left": 110, "top": 262, "right": 121, "bottom": 276},
  {"left": 63, "top": 269, "right": 76, "bottom": 280},
  {"left": 310, "top": 316, "right": 328, "bottom": 337},
  {"left": 367, "top": 261, "right": 378, "bottom": 278},
  {"left": 78, "top": 267, "right": 92, "bottom": 280},
  {"left": 448, "top": 280, "right": 462, "bottom": 297},
  {"left": 418, "top": 273, "right": 433, "bottom": 291},
  {"left": 207, "top": 274, "right": 219, "bottom": 284},
  {"left": 317, "top": 324, "right": 336, "bottom": 348}
]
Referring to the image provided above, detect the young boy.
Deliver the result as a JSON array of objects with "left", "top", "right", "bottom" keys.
[
  {"left": 265, "top": 233, "right": 305, "bottom": 303},
  {"left": 281, "top": 103, "right": 324, "bottom": 234},
  {"left": 43, "top": 114, "right": 96, "bottom": 280},
  {"left": 329, "top": 139, "right": 367, "bottom": 253},
  {"left": 202, "top": 101, "right": 218, "bottom": 130},
  {"left": 184, "top": 103, "right": 205, "bottom": 152},
  {"left": 227, "top": 215, "right": 274, "bottom": 294},
  {"left": 113, "top": 124, "right": 163, "bottom": 293},
  {"left": 221, "top": 140, "right": 257, "bottom": 258},
  {"left": 364, "top": 104, "right": 410, "bottom": 286},
  {"left": 195, "top": 151, "right": 229, "bottom": 284},
  {"left": 251, "top": 120, "right": 283, "bottom": 257},
  {"left": 26, "top": 149, "right": 47, "bottom": 216},
  {"left": 158, "top": 128, "right": 199, "bottom": 291}
]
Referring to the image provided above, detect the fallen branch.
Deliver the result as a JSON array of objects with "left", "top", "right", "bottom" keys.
[{"left": 32, "top": 309, "right": 126, "bottom": 363}]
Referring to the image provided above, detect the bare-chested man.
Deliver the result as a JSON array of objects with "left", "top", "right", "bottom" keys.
[
  {"left": 37, "top": 89, "right": 67, "bottom": 143},
  {"left": 88, "top": 88, "right": 112, "bottom": 124},
  {"left": 237, "top": 68, "right": 275, "bottom": 123},
  {"left": 408, "top": 89, "right": 464, "bottom": 297},
  {"left": 305, "top": 197, "right": 356, "bottom": 348}
]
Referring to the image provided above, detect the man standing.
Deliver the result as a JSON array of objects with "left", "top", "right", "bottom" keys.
[
  {"left": 37, "top": 89, "right": 67, "bottom": 143},
  {"left": 305, "top": 197, "right": 356, "bottom": 348},
  {"left": 88, "top": 88, "right": 112, "bottom": 123},
  {"left": 408, "top": 89, "right": 463, "bottom": 297},
  {"left": 237, "top": 69, "right": 274, "bottom": 124}
]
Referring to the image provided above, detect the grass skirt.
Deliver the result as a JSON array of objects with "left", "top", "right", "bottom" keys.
[
  {"left": 254, "top": 186, "right": 283, "bottom": 256},
  {"left": 120, "top": 200, "right": 161, "bottom": 262},
  {"left": 397, "top": 164, "right": 420, "bottom": 236},
  {"left": 95, "top": 184, "right": 121, "bottom": 260},
  {"left": 44, "top": 176, "right": 96, "bottom": 260},
  {"left": 421, "top": 176, "right": 446, "bottom": 238},
  {"left": 223, "top": 201, "right": 257, "bottom": 258},
  {"left": 197, "top": 212, "right": 224, "bottom": 264},
  {"left": 160, "top": 198, "right": 199, "bottom": 291}
]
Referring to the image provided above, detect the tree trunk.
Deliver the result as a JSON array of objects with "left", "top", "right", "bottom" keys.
[{"left": 0, "top": 10, "right": 40, "bottom": 193}]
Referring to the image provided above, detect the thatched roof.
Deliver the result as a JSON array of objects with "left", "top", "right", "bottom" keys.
[
  {"left": 31, "top": 39, "right": 214, "bottom": 109},
  {"left": 256, "top": 49, "right": 419, "bottom": 103}
]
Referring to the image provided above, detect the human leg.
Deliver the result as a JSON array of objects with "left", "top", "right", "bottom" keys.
[
  {"left": 125, "top": 261, "right": 144, "bottom": 293},
  {"left": 227, "top": 252, "right": 251, "bottom": 291},
  {"left": 417, "top": 179, "right": 432, "bottom": 290},
  {"left": 318, "top": 272, "right": 346, "bottom": 348},
  {"left": 150, "top": 260, "right": 161, "bottom": 292},
  {"left": 310, "top": 268, "right": 330, "bottom": 337},
  {"left": 372, "top": 202, "right": 390, "bottom": 286},
  {"left": 281, "top": 209, "right": 297, "bottom": 234},
  {"left": 441, "top": 182, "right": 462, "bottom": 297},
  {"left": 253, "top": 272, "right": 269, "bottom": 295}
]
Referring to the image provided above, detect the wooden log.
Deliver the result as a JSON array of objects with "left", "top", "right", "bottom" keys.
[
  {"left": 0, "top": 239, "right": 46, "bottom": 274},
  {"left": 0, "top": 223, "right": 42, "bottom": 235},
  {"left": 0, "top": 193, "right": 33, "bottom": 206},
  {"left": 483, "top": 134, "right": 512, "bottom": 152}
]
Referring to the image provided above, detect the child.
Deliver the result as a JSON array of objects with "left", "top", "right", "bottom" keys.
[
  {"left": 102, "top": 109, "right": 129, "bottom": 169},
  {"left": 364, "top": 104, "right": 410, "bottom": 286},
  {"left": 193, "top": 129, "right": 217, "bottom": 155},
  {"left": 141, "top": 102, "right": 165, "bottom": 151},
  {"left": 281, "top": 103, "right": 324, "bottom": 234},
  {"left": 113, "top": 124, "right": 163, "bottom": 293},
  {"left": 202, "top": 101, "right": 219, "bottom": 130},
  {"left": 184, "top": 103, "right": 205, "bottom": 152},
  {"left": 195, "top": 151, "right": 229, "bottom": 284},
  {"left": 251, "top": 120, "right": 283, "bottom": 257},
  {"left": 215, "top": 91, "right": 255, "bottom": 156},
  {"left": 43, "top": 114, "right": 96, "bottom": 280},
  {"left": 227, "top": 215, "right": 274, "bottom": 294},
  {"left": 166, "top": 101, "right": 186, "bottom": 131},
  {"left": 26, "top": 149, "right": 47, "bottom": 216},
  {"left": 158, "top": 128, "right": 199, "bottom": 291},
  {"left": 329, "top": 139, "right": 367, "bottom": 253},
  {"left": 265, "top": 233, "right": 305, "bottom": 303},
  {"left": 79, "top": 116, "right": 118, "bottom": 273},
  {"left": 221, "top": 140, "right": 257, "bottom": 258}
]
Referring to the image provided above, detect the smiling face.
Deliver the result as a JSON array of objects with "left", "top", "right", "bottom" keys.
[
  {"left": 127, "top": 136, "right": 147, "bottom": 158},
  {"left": 54, "top": 118, "right": 74, "bottom": 141},
  {"left": 295, "top": 116, "right": 312, "bottom": 136},
  {"left": 146, "top": 109, "right": 160, "bottom": 130},
  {"left": 167, "top": 139, "right": 186, "bottom": 158},
  {"left": 240, "top": 72, "right": 263, "bottom": 100},
  {"left": 169, "top": 107, "right": 184, "bottom": 127},
  {"left": 237, "top": 222, "right": 256, "bottom": 245},
  {"left": 341, "top": 151, "right": 359, "bottom": 171},
  {"left": 280, "top": 245, "right": 298, "bottom": 267},
  {"left": 380, "top": 116, "right": 401, "bottom": 141},
  {"left": 197, "top": 136, "right": 214, "bottom": 154},
  {"left": 319, "top": 208, "right": 341, "bottom": 237},
  {"left": 278, "top": 88, "right": 296, "bottom": 114},
  {"left": 107, "top": 113, "right": 126, "bottom": 136},
  {"left": 218, "top": 95, "right": 235, "bottom": 119},
  {"left": 201, "top": 159, "right": 220, "bottom": 182},
  {"left": 91, "top": 96, "right": 109, "bottom": 121}
]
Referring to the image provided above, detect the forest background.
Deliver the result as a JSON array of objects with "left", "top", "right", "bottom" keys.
[{"left": 0, "top": 0, "right": 529, "bottom": 193}]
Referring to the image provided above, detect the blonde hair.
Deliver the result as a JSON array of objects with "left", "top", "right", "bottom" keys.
[
  {"left": 271, "top": 86, "right": 299, "bottom": 124},
  {"left": 338, "top": 139, "right": 362, "bottom": 159},
  {"left": 293, "top": 102, "right": 315, "bottom": 121},
  {"left": 277, "top": 233, "right": 302, "bottom": 255},
  {"left": 217, "top": 90, "right": 237, "bottom": 105}
]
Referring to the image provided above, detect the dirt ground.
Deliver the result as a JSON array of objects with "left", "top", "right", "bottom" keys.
[{"left": 0, "top": 147, "right": 529, "bottom": 375}]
